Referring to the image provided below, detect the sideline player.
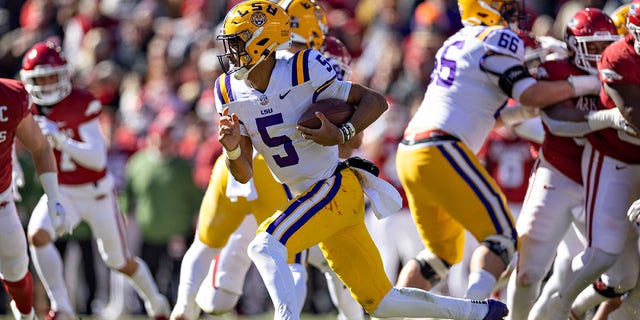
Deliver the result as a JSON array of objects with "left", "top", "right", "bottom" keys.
[
  {"left": 0, "top": 78, "right": 65, "bottom": 320},
  {"left": 217, "top": 1, "right": 508, "bottom": 319},
  {"left": 22, "top": 41, "right": 170, "bottom": 320},
  {"left": 394, "top": 0, "right": 609, "bottom": 302}
]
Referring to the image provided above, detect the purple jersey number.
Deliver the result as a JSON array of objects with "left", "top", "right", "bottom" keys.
[
  {"left": 431, "top": 40, "right": 464, "bottom": 88},
  {"left": 256, "top": 114, "right": 300, "bottom": 167}
]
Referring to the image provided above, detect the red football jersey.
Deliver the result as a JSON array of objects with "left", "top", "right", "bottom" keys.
[
  {"left": 0, "top": 79, "right": 31, "bottom": 192},
  {"left": 587, "top": 35, "right": 640, "bottom": 163},
  {"left": 33, "top": 88, "right": 107, "bottom": 185},
  {"left": 479, "top": 128, "right": 537, "bottom": 203},
  {"left": 536, "top": 59, "right": 597, "bottom": 184}
]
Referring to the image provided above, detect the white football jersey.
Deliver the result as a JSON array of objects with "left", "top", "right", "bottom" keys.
[
  {"left": 405, "top": 25, "right": 527, "bottom": 153},
  {"left": 215, "top": 49, "right": 351, "bottom": 196}
]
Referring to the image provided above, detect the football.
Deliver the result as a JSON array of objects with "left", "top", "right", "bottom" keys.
[{"left": 297, "top": 98, "right": 355, "bottom": 129}]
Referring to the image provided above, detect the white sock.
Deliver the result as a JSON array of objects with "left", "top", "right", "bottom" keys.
[
  {"left": 557, "top": 248, "right": 616, "bottom": 309},
  {"left": 289, "top": 263, "right": 308, "bottom": 315},
  {"left": 571, "top": 284, "right": 608, "bottom": 317},
  {"left": 30, "top": 244, "right": 74, "bottom": 313},
  {"left": 466, "top": 270, "right": 497, "bottom": 300},
  {"left": 174, "top": 237, "right": 219, "bottom": 316},
  {"left": 506, "top": 268, "right": 541, "bottom": 320},
  {"left": 128, "top": 257, "right": 165, "bottom": 316},
  {"left": 371, "top": 287, "right": 488, "bottom": 319},
  {"left": 324, "top": 270, "right": 364, "bottom": 320},
  {"left": 247, "top": 232, "right": 299, "bottom": 320}
]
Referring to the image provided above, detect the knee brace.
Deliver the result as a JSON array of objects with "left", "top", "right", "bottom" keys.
[
  {"left": 593, "top": 278, "right": 626, "bottom": 298},
  {"left": 413, "top": 249, "right": 450, "bottom": 286},
  {"left": 481, "top": 235, "right": 516, "bottom": 266}
]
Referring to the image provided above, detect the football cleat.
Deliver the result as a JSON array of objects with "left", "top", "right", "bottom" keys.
[{"left": 482, "top": 299, "right": 509, "bottom": 320}]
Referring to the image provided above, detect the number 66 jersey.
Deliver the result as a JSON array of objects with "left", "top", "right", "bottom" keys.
[{"left": 404, "top": 25, "right": 528, "bottom": 154}]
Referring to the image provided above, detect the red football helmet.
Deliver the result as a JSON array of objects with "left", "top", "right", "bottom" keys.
[
  {"left": 627, "top": 0, "right": 640, "bottom": 55},
  {"left": 20, "top": 41, "right": 71, "bottom": 105},
  {"left": 322, "top": 36, "right": 352, "bottom": 81},
  {"left": 564, "top": 8, "right": 620, "bottom": 74}
]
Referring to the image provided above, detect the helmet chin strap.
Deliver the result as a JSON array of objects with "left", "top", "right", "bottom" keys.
[{"left": 234, "top": 42, "right": 280, "bottom": 80}]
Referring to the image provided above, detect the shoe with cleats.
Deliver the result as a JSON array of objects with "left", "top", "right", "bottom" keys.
[{"left": 482, "top": 299, "right": 509, "bottom": 320}]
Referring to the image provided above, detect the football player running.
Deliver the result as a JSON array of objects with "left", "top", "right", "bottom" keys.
[
  {"left": 394, "top": 0, "right": 615, "bottom": 303},
  {"left": 171, "top": 1, "right": 362, "bottom": 319},
  {"left": 0, "top": 78, "right": 64, "bottom": 320},
  {"left": 216, "top": 1, "right": 509, "bottom": 319},
  {"left": 22, "top": 41, "right": 170, "bottom": 320},
  {"left": 538, "top": 1, "right": 640, "bottom": 318},
  {"left": 505, "top": 8, "right": 629, "bottom": 320}
]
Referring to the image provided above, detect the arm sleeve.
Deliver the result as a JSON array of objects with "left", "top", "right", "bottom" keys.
[
  {"left": 57, "top": 119, "right": 107, "bottom": 170},
  {"left": 481, "top": 54, "right": 536, "bottom": 100},
  {"left": 513, "top": 116, "right": 545, "bottom": 144},
  {"left": 540, "top": 112, "right": 592, "bottom": 137}
]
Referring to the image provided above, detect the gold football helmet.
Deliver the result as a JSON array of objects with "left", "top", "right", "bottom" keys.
[
  {"left": 458, "top": 0, "right": 518, "bottom": 27},
  {"left": 278, "top": 0, "right": 328, "bottom": 50},
  {"left": 611, "top": 3, "right": 630, "bottom": 36},
  {"left": 217, "top": 0, "right": 292, "bottom": 79}
]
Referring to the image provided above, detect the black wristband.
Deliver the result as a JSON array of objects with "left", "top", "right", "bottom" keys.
[{"left": 498, "top": 65, "right": 532, "bottom": 97}]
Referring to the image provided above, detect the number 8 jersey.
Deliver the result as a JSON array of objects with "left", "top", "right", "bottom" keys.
[{"left": 404, "top": 25, "right": 530, "bottom": 153}]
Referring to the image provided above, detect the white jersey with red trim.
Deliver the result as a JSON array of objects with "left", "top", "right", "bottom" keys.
[
  {"left": 214, "top": 49, "right": 351, "bottom": 195},
  {"left": 405, "top": 25, "right": 527, "bottom": 153}
]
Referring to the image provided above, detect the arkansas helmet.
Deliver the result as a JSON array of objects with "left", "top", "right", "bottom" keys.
[
  {"left": 278, "top": 0, "right": 328, "bottom": 50},
  {"left": 564, "top": 8, "right": 620, "bottom": 74},
  {"left": 322, "top": 36, "right": 352, "bottom": 81},
  {"left": 20, "top": 41, "right": 72, "bottom": 106},
  {"left": 458, "top": 0, "right": 519, "bottom": 27},
  {"left": 216, "top": 0, "right": 292, "bottom": 80},
  {"left": 611, "top": 3, "right": 630, "bottom": 36},
  {"left": 627, "top": 0, "right": 640, "bottom": 55}
]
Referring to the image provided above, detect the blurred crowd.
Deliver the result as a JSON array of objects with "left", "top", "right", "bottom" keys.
[{"left": 0, "top": 0, "right": 635, "bottom": 317}]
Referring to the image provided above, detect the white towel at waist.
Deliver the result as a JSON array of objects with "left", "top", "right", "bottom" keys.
[
  {"left": 225, "top": 172, "right": 258, "bottom": 202},
  {"left": 350, "top": 167, "right": 402, "bottom": 219}
]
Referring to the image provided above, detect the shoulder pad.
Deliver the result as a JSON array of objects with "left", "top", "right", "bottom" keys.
[
  {"left": 215, "top": 74, "right": 234, "bottom": 104},
  {"left": 479, "top": 27, "right": 525, "bottom": 60}
]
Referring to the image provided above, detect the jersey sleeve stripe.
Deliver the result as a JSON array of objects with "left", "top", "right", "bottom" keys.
[
  {"left": 312, "top": 75, "right": 337, "bottom": 102},
  {"left": 292, "top": 50, "right": 311, "bottom": 86},
  {"left": 215, "top": 75, "right": 230, "bottom": 104},
  {"left": 224, "top": 74, "right": 235, "bottom": 102},
  {"left": 476, "top": 26, "right": 503, "bottom": 42},
  {"left": 266, "top": 173, "right": 341, "bottom": 245}
]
